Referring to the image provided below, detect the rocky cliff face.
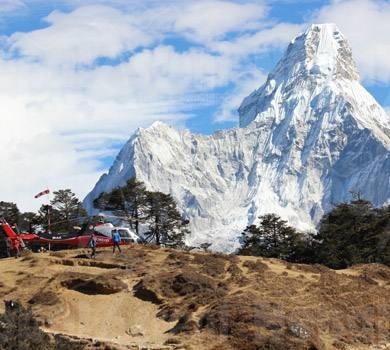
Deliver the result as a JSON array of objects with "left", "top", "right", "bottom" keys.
[{"left": 84, "top": 24, "right": 390, "bottom": 251}]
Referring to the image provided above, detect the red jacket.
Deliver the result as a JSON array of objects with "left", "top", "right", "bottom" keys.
[{"left": 13, "top": 238, "right": 21, "bottom": 249}]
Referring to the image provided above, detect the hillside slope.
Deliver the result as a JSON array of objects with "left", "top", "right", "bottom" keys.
[{"left": 0, "top": 246, "right": 389, "bottom": 350}]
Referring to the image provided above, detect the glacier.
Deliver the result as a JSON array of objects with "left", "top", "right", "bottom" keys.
[{"left": 84, "top": 24, "right": 390, "bottom": 252}]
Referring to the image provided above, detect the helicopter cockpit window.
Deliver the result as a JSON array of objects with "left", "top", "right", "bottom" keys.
[{"left": 118, "top": 229, "right": 130, "bottom": 238}]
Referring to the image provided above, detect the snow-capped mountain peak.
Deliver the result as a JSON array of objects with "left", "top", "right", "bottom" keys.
[
  {"left": 273, "top": 23, "right": 359, "bottom": 83},
  {"left": 85, "top": 24, "right": 390, "bottom": 252},
  {"left": 238, "top": 24, "right": 389, "bottom": 147}
]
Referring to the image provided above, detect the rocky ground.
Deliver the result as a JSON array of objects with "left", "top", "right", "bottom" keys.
[{"left": 0, "top": 244, "right": 389, "bottom": 350}]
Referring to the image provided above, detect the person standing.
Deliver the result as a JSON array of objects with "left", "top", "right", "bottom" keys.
[
  {"left": 112, "top": 230, "right": 122, "bottom": 254},
  {"left": 13, "top": 238, "right": 21, "bottom": 258},
  {"left": 5, "top": 237, "right": 12, "bottom": 258},
  {"left": 88, "top": 233, "right": 97, "bottom": 259}
]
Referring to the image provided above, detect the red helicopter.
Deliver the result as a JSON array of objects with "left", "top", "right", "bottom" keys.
[
  {"left": 0, "top": 218, "right": 131, "bottom": 257},
  {"left": 0, "top": 218, "right": 37, "bottom": 255}
]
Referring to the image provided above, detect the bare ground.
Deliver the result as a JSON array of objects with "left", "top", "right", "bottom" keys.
[{"left": 0, "top": 245, "right": 389, "bottom": 350}]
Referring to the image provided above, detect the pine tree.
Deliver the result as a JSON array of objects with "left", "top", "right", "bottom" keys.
[
  {"left": 38, "top": 204, "right": 52, "bottom": 232},
  {"left": 93, "top": 178, "right": 189, "bottom": 247},
  {"left": 144, "top": 191, "right": 187, "bottom": 247},
  {"left": 239, "top": 214, "right": 306, "bottom": 261},
  {"left": 371, "top": 205, "right": 390, "bottom": 265},
  {"left": 238, "top": 201, "right": 390, "bottom": 268},
  {"left": 93, "top": 178, "right": 147, "bottom": 235},
  {"left": 316, "top": 200, "right": 390, "bottom": 268},
  {"left": 239, "top": 224, "right": 261, "bottom": 256},
  {"left": 18, "top": 212, "right": 42, "bottom": 232},
  {"left": 50, "top": 189, "right": 86, "bottom": 232},
  {"left": 0, "top": 201, "right": 20, "bottom": 224}
]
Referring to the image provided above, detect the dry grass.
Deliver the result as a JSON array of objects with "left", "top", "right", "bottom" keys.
[
  {"left": 0, "top": 246, "right": 389, "bottom": 350},
  {"left": 242, "top": 259, "right": 269, "bottom": 273},
  {"left": 28, "top": 291, "right": 60, "bottom": 306},
  {"left": 192, "top": 253, "right": 227, "bottom": 277}
]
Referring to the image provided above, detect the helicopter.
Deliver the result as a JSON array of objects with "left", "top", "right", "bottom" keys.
[{"left": 0, "top": 215, "right": 141, "bottom": 256}]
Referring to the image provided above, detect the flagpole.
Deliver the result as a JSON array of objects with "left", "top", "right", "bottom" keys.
[
  {"left": 47, "top": 188, "right": 51, "bottom": 250},
  {"left": 46, "top": 186, "right": 51, "bottom": 234},
  {"left": 34, "top": 188, "right": 51, "bottom": 235},
  {"left": 47, "top": 205, "right": 51, "bottom": 234}
]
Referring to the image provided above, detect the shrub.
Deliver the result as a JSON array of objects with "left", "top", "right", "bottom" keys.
[{"left": 0, "top": 300, "right": 54, "bottom": 350}]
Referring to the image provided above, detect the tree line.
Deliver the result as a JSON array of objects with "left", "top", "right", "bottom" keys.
[
  {"left": 0, "top": 179, "right": 188, "bottom": 248},
  {"left": 0, "top": 189, "right": 85, "bottom": 233},
  {"left": 1, "top": 181, "right": 389, "bottom": 268},
  {"left": 239, "top": 199, "right": 390, "bottom": 268}
]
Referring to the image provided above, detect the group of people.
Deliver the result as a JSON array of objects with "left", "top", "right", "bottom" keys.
[
  {"left": 2, "top": 229, "right": 123, "bottom": 260},
  {"left": 87, "top": 229, "right": 122, "bottom": 259}
]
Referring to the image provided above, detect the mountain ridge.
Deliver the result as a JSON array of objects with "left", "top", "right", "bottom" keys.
[{"left": 84, "top": 23, "right": 390, "bottom": 251}]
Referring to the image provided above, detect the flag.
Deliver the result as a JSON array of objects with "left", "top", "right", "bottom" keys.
[{"left": 34, "top": 189, "right": 50, "bottom": 198}]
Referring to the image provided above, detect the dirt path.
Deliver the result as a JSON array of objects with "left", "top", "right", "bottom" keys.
[
  {"left": 47, "top": 283, "right": 175, "bottom": 347},
  {"left": 0, "top": 249, "right": 176, "bottom": 349}
]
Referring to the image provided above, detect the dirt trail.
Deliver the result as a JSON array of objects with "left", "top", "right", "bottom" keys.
[
  {"left": 47, "top": 287, "right": 174, "bottom": 347},
  {"left": 0, "top": 248, "right": 175, "bottom": 349}
]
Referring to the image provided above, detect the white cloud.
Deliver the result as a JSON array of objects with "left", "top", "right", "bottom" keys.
[
  {"left": 8, "top": 5, "right": 153, "bottom": 66},
  {"left": 174, "top": 1, "right": 268, "bottom": 43},
  {"left": 0, "top": 0, "right": 26, "bottom": 13},
  {"left": 5, "top": 1, "right": 270, "bottom": 66},
  {"left": 119, "top": 46, "right": 234, "bottom": 94},
  {"left": 59, "top": 0, "right": 164, "bottom": 8},
  {"left": 0, "top": 40, "right": 237, "bottom": 210},
  {"left": 314, "top": 0, "right": 390, "bottom": 82},
  {"left": 211, "top": 22, "right": 304, "bottom": 57},
  {"left": 1, "top": 131, "right": 101, "bottom": 212}
]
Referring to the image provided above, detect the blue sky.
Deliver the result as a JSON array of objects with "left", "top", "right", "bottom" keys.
[{"left": 0, "top": 0, "right": 389, "bottom": 210}]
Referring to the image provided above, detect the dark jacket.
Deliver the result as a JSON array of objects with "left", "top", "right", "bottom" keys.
[{"left": 88, "top": 235, "right": 97, "bottom": 248}]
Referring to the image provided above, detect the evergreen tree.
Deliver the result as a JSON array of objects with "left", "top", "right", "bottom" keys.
[
  {"left": 372, "top": 205, "right": 390, "bottom": 265},
  {"left": 239, "top": 224, "right": 261, "bottom": 256},
  {"left": 18, "top": 212, "right": 42, "bottom": 232},
  {"left": 93, "top": 178, "right": 189, "bottom": 247},
  {"left": 144, "top": 191, "right": 187, "bottom": 247},
  {"left": 49, "top": 189, "right": 86, "bottom": 231},
  {"left": 0, "top": 201, "right": 20, "bottom": 224},
  {"left": 238, "top": 201, "right": 390, "bottom": 268},
  {"left": 93, "top": 178, "right": 147, "bottom": 235},
  {"left": 315, "top": 200, "right": 390, "bottom": 268},
  {"left": 37, "top": 204, "right": 52, "bottom": 232},
  {"left": 239, "top": 213, "right": 306, "bottom": 261}
]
